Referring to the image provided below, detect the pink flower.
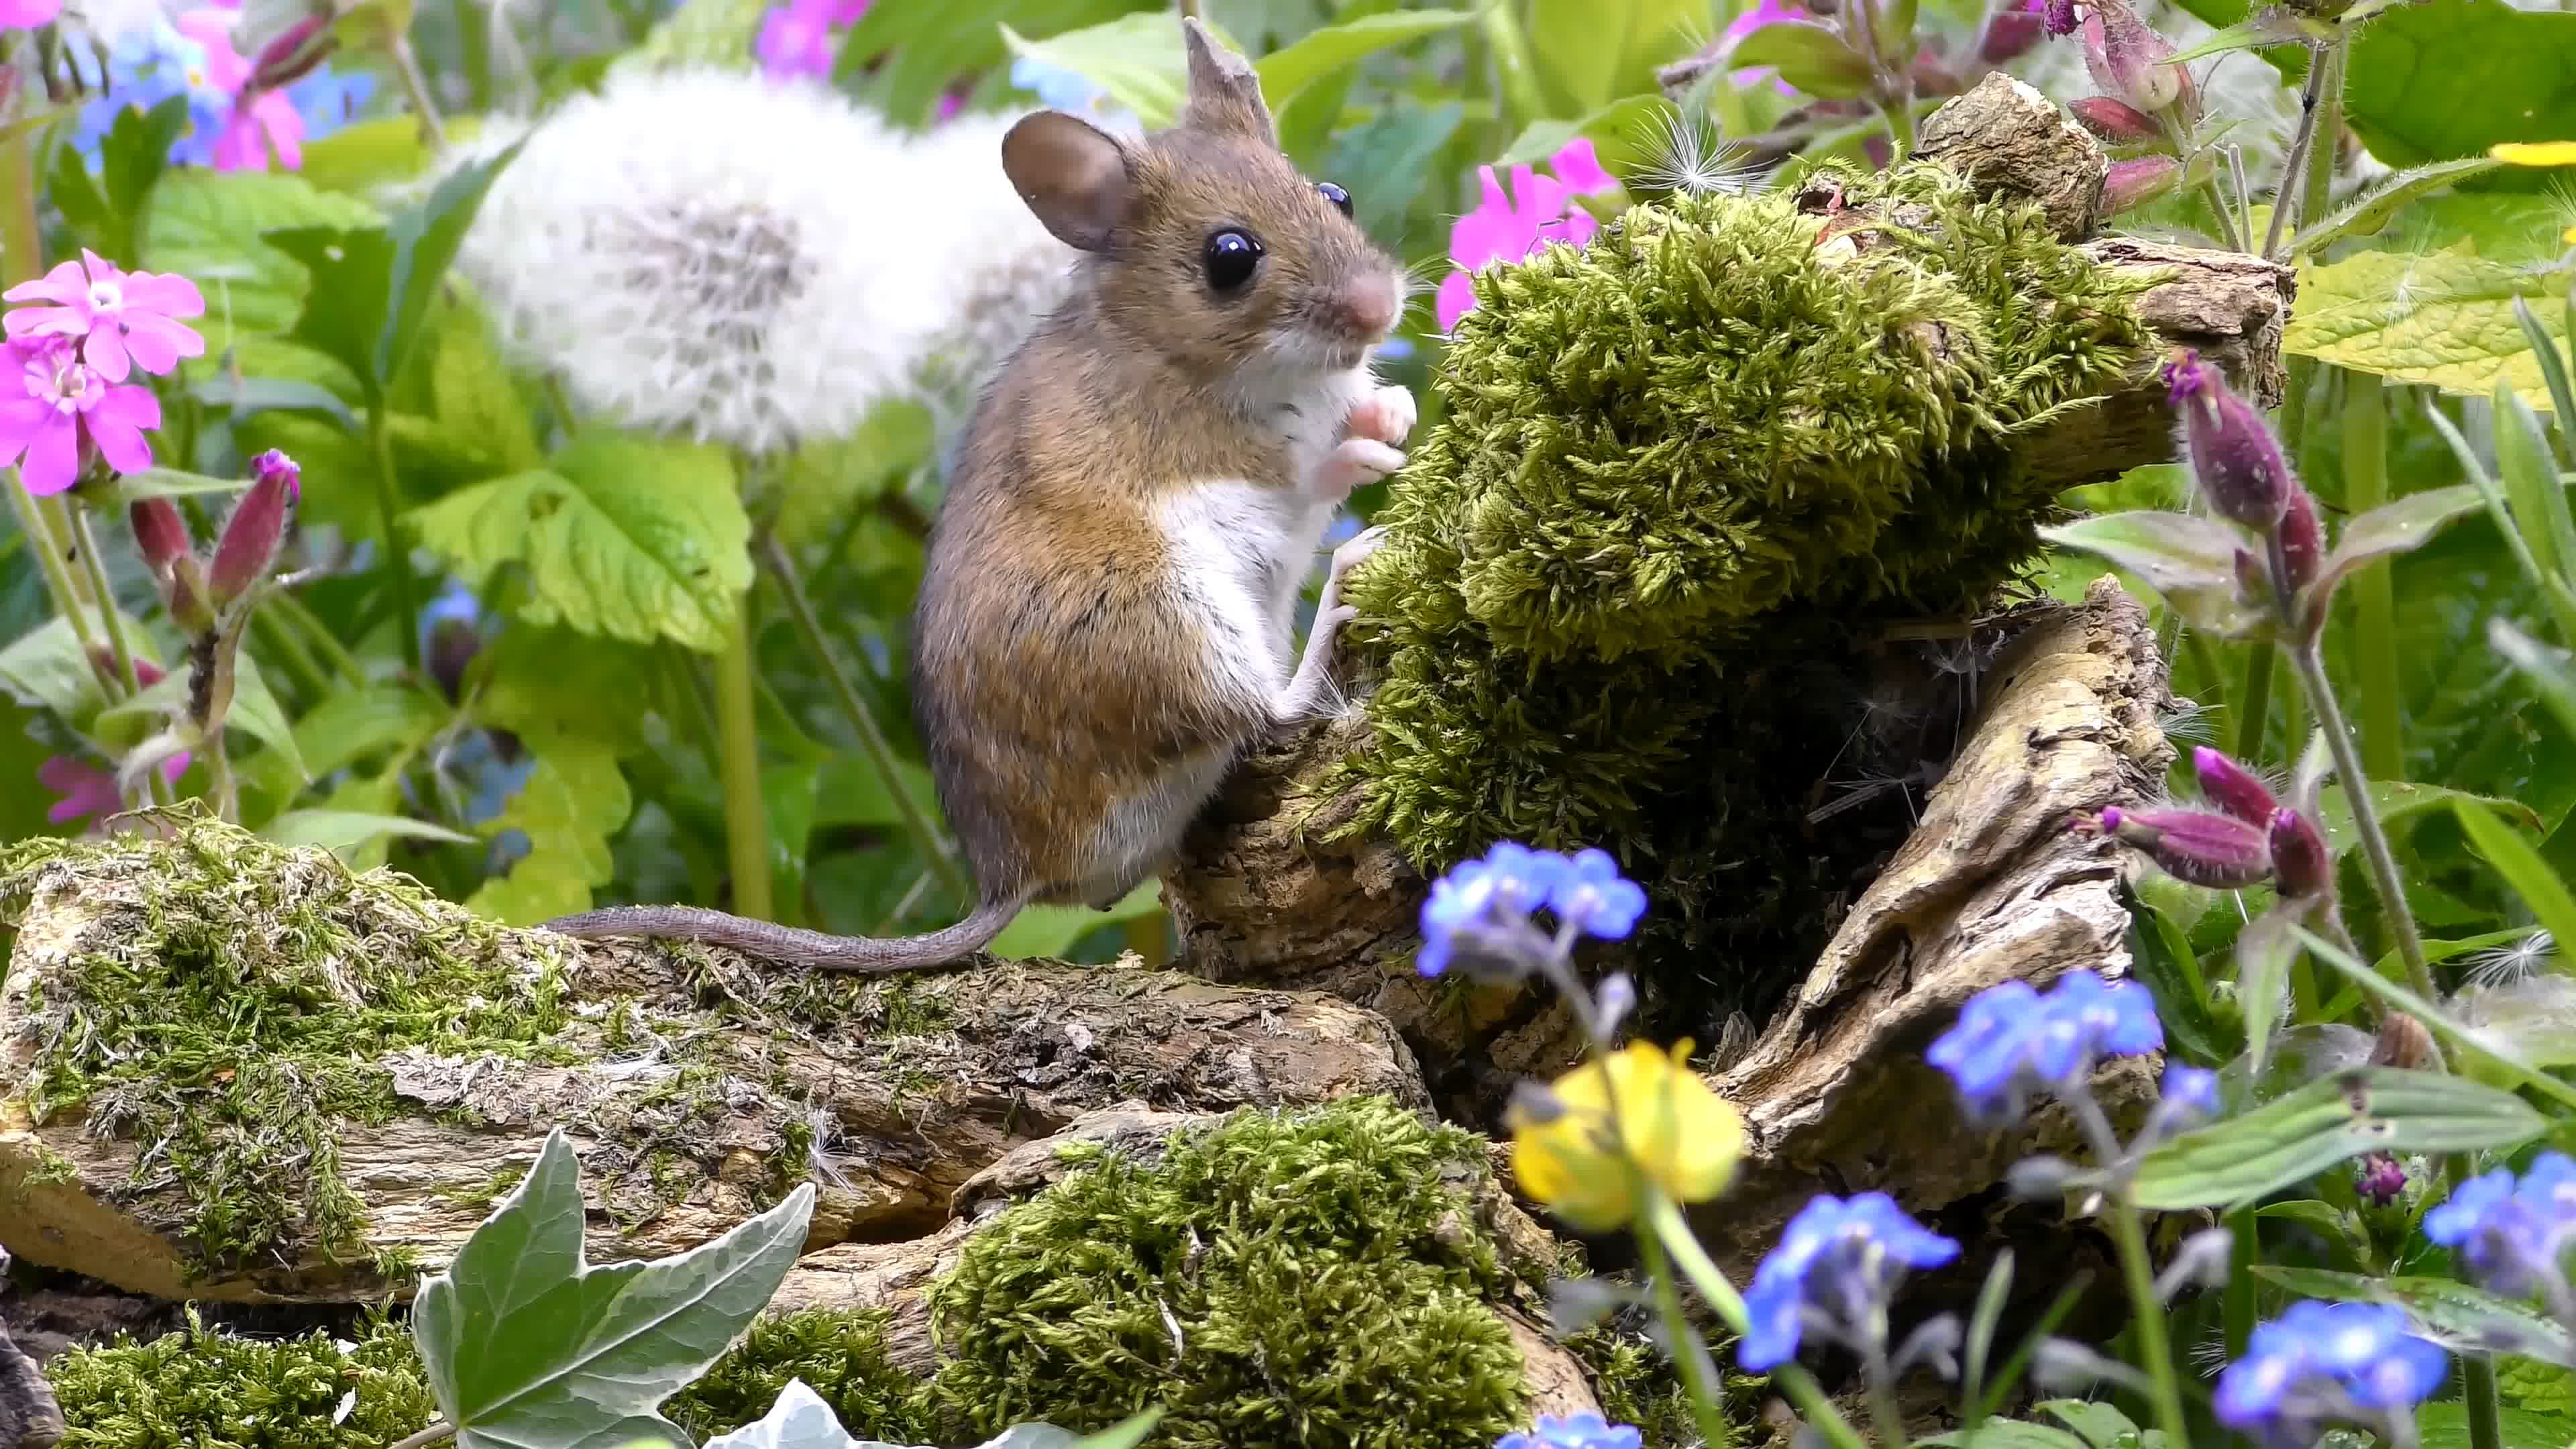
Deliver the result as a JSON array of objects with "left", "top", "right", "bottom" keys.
[
  {"left": 0, "top": 0, "right": 60, "bottom": 28},
  {"left": 1436, "top": 142, "right": 1616, "bottom": 333},
  {"left": 176, "top": 9, "right": 307, "bottom": 171},
  {"left": 38, "top": 750, "right": 189, "bottom": 827},
  {"left": 1724, "top": 0, "right": 1807, "bottom": 97},
  {"left": 0, "top": 337, "right": 161, "bottom": 496},
  {"left": 3, "top": 249, "right": 207, "bottom": 383},
  {"left": 758, "top": 0, "right": 870, "bottom": 82}
]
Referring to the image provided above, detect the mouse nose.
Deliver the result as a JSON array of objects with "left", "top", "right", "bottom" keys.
[{"left": 1337, "top": 278, "right": 1400, "bottom": 341}]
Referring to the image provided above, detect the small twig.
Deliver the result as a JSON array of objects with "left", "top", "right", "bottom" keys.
[
  {"left": 386, "top": 33, "right": 448, "bottom": 148},
  {"left": 390, "top": 1421, "right": 455, "bottom": 1449}
]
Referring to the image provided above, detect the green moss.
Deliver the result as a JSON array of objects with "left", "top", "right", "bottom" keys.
[
  {"left": 48, "top": 1310, "right": 435, "bottom": 1448},
  {"left": 0, "top": 817, "right": 585, "bottom": 1273},
  {"left": 923, "top": 1096, "right": 1529, "bottom": 1448},
  {"left": 1336, "top": 164, "right": 2156, "bottom": 1020},
  {"left": 666, "top": 1307, "right": 937, "bottom": 1442}
]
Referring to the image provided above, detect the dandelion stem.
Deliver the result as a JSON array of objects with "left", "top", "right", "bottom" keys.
[
  {"left": 755, "top": 533, "right": 969, "bottom": 903},
  {"left": 2288, "top": 639, "right": 2434, "bottom": 1000},
  {"left": 713, "top": 592, "right": 775, "bottom": 922},
  {"left": 387, "top": 33, "right": 448, "bottom": 148},
  {"left": 1635, "top": 1208, "right": 1740, "bottom": 1449},
  {"left": 368, "top": 408, "right": 424, "bottom": 674},
  {"left": 1646, "top": 1195, "right": 1874, "bottom": 1449}
]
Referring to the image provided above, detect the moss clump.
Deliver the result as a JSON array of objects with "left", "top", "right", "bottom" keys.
[
  {"left": 0, "top": 816, "right": 582, "bottom": 1272},
  {"left": 47, "top": 1310, "right": 435, "bottom": 1448},
  {"left": 1338, "top": 162, "right": 2155, "bottom": 1020},
  {"left": 666, "top": 1307, "right": 936, "bottom": 1442},
  {"left": 923, "top": 1096, "right": 1529, "bottom": 1448}
]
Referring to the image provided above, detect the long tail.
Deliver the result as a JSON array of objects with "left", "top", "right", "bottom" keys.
[{"left": 540, "top": 894, "right": 1026, "bottom": 973}]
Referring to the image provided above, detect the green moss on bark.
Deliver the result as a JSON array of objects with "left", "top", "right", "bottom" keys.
[{"left": 1336, "top": 164, "right": 2154, "bottom": 1020}]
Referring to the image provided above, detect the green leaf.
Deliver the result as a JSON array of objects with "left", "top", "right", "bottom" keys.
[
  {"left": 2248, "top": 1266, "right": 2576, "bottom": 1367},
  {"left": 2310, "top": 482, "right": 2487, "bottom": 613},
  {"left": 140, "top": 170, "right": 383, "bottom": 355},
  {"left": 2457, "top": 796, "right": 2576, "bottom": 957},
  {"left": 289, "top": 683, "right": 449, "bottom": 779},
  {"left": 262, "top": 808, "right": 476, "bottom": 860},
  {"left": 1255, "top": 10, "right": 1470, "bottom": 109},
  {"left": 2520, "top": 297, "right": 2576, "bottom": 439},
  {"left": 103, "top": 466, "right": 252, "bottom": 504},
  {"left": 1528, "top": 0, "right": 1705, "bottom": 111},
  {"left": 407, "top": 432, "right": 753, "bottom": 653},
  {"left": 93, "top": 651, "right": 307, "bottom": 782},
  {"left": 989, "top": 879, "right": 1163, "bottom": 959},
  {"left": 2129, "top": 1067, "right": 2547, "bottom": 1210},
  {"left": 2035, "top": 1401, "right": 2141, "bottom": 1449},
  {"left": 0, "top": 612, "right": 131, "bottom": 721},
  {"left": 1069, "top": 1415, "right": 1164, "bottom": 1449},
  {"left": 268, "top": 140, "right": 523, "bottom": 402},
  {"left": 1726, "top": 21, "right": 1874, "bottom": 100},
  {"left": 190, "top": 375, "right": 364, "bottom": 432},
  {"left": 464, "top": 737, "right": 633, "bottom": 924},
  {"left": 2165, "top": 12, "right": 2313, "bottom": 66},
  {"left": 297, "top": 113, "right": 470, "bottom": 195},
  {"left": 2124, "top": 888, "right": 2231, "bottom": 1065},
  {"left": 2314, "top": 780, "right": 2544, "bottom": 861},
  {"left": 1493, "top": 94, "right": 1672, "bottom": 180},
  {"left": 1916, "top": 1423, "right": 2088, "bottom": 1449},
  {"left": 2039, "top": 511, "right": 2241, "bottom": 593},
  {"left": 2343, "top": 0, "right": 2576, "bottom": 180},
  {"left": 843, "top": 0, "right": 1159, "bottom": 125},
  {"left": 52, "top": 94, "right": 191, "bottom": 264},
  {"left": 431, "top": 303, "right": 546, "bottom": 475},
  {"left": 2286, "top": 244, "right": 2564, "bottom": 409},
  {"left": 2493, "top": 617, "right": 2576, "bottom": 745},
  {"left": 2300, "top": 925, "right": 2576, "bottom": 1113},
  {"left": 2418, "top": 1401, "right": 2576, "bottom": 1449},
  {"left": 2251, "top": 1199, "right": 2370, "bottom": 1274},
  {"left": 2292, "top": 156, "right": 2512, "bottom": 259},
  {"left": 411, "top": 1129, "right": 815, "bottom": 1449},
  {"left": 2498, "top": 385, "right": 2576, "bottom": 590},
  {"left": 998, "top": 12, "right": 1246, "bottom": 131},
  {"left": 2237, "top": 906, "right": 2298, "bottom": 1081}
]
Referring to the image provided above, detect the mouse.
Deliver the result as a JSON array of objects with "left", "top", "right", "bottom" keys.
[{"left": 539, "top": 17, "right": 1415, "bottom": 972}]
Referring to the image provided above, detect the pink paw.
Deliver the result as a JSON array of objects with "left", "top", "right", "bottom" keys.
[{"left": 1345, "top": 385, "right": 1417, "bottom": 449}]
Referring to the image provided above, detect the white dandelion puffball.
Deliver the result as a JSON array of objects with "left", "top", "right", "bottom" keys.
[{"left": 451, "top": 67, "right": 1075, "bottom": 455}]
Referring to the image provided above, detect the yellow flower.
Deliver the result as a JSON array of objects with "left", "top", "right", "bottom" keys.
[
  {"left": 2492, "top": 142, "right": 2576, "bottom": 166},
  {"left": 1508, "top": 1039, "right": 1748, "bottom": 1233}
]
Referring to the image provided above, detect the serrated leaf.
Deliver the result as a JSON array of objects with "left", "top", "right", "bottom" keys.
[
  {"left": 1727, "top": 21, "right": 1874, "bottom": 99},
  {"left": 464, "top": 738, "right": 633, "bottom": 924},
  {"left": 998, "top": 13, "right": 1246, "bottom": 130},
  {"left": 431, "top": 303, "right": 545, "bottom": 474},
  {"left": 1255, "top": 10, "right": 1470, "bottom": 107},
  {"left": 2249, "top": 1265, "right": 2576, "bottom": 1365},
  {"left": 2292, "top": 156, "right": 2510, "bottom": 258},
  {"left": 140, "top": 169, "right": 382, "bottom": 355},
  {"left": 2039, "top": 511, "right": 2243, "bottom": 594},
  {"left": 2286, "top": 244, "right": 2565, "bottom": 409},
  {"left": 408, "top": 432, "right": 753, "bottom": 653},
  {"left": 263, "top": 808, "right": 476, "bottom": 859},
  {"left": 411, "top": 1130, "right": 816, "bottom": 1449},
  {"left": 2129, "top": 1067, "right": 2546, "bottom": 1211},
  {"left": 989, "top": 878, "right": 1163, "bottom": 959}
]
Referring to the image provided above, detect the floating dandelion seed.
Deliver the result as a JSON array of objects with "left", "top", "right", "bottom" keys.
[
  {"left": 447, "top": 68, "right": 1073, "bottom": 455},
  {"left": 2465, "top": 929, "right": 2561, "bottom": 989},
  {"left": 1629, "top": 103, "right": 1765, "bottom": 199}
]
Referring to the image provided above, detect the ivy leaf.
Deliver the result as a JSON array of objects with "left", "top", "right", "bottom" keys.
[
  {"left": 140, "top": 170, "right": 382, "bottom": 353},
  {"left": 408, "top": 432, "right": 753, "bottom": 653},
  {"left": 411, "top": 1128, "right": 816, "bottom": 1449},
  {"left": 2286, "top": 244, "right": 2563, "bottom": 408},
  {"left": 2129, "top": 1067, "right": 2546, "bottom": 1211},
  {"left": 464, "top": 737, "right": 633, "bottom": 925},
  {"left": 266, "top": 140, "right": 523, "bottom": 405}
]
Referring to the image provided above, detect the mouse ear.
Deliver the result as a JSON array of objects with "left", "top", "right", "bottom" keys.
[
  {"left": 1002, "top": 109, "right": 1136, "bottom": 253},
  {"left": 1179, "top": 17, "right": 1275, "bottom": 143}
]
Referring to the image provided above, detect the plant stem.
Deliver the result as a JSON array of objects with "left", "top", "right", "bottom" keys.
[
  {"left": 389, "top": 1422, "right": 455, "bottom": 1449},
  {"left": 274, "top": 588, "right": 368, "bottom": 687},
  {"left": 2344, "top": 373, "right": 2403, "bottom": 777},
  {"left": 2463, "top": 1351, "right": 2506, "bottom": 1449},
  {"left": 386, "top": 33, "right": 448, "bottom": 147},
  {"left": 1635, "top": 1210, "right": 1741, "bottom": 1449},
  {"left": 755, "top": 533, "right": 969, "bottom": 902},
  {"left": 2295, "top": 43, "right": 2345, "bottom": 255},
  {"left": 2261, "top": 39, "right": 2341, "bottom": 260},
  {"left": 2197, "top": 176, "right": 2247, "bottom": 254},
  {"left": 68, "top": 504, "right": 142, "bottom": 696},
  {"left": 1862, "top": 1354, "right": 1909, "bottom": 1449},
  {"left": 2288, "top": 641, "right": 2434, "bottom": 1000},
  {"left": 713, "top": 591, "right": 774, "bottom": 922},
  {"left": 252, "top": 606, "right": 331, "bottom": 699},
  {"left": 1648, "top": 1195, "right": 1874, "bottom": 1449},
  {"left": 368, "top": 408, "right": 423, "bottom": 674},
  {"left": 2104, "top": 1197, "right": 2192, "bottom": 1449},
  {"left": 206, "top": 730, "right": 237, "bottom": 822},
  {"left": 2224, "top": 1204, "right": 2257, "bottom": 1358}
]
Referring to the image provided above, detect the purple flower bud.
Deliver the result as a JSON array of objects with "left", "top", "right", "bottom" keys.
[
  {"left": 248, "top": 13, "right": 336, "bottom": 95},
  {"left": 2070, "top": 96, "right": 2163, "bottom": 144},
  {"left": 2357, "top": 1152, "right": 2408, "bottom": 1206},
  {"left": 207, "top": 450, "right": 300, "bottom": 611},
  {"left": 1983, "top": 7, "right": 2045, "bottom": 61},
  {"left": 2278, "top": 486, "right": 2323, "bottom": 594},
  {"left": 2104, "top": 156, "right": 2181, "bottom": 213},
  {"left": 128, "top": 498, "right": 191, "bottom": 574},
  {"left": 2082, "top": 0, "right": 2191, "bottom": 117},
  {"left": 2194, "top": 747, "right": 2279, "bottom": 826},
  {"left": 2081, "top": 804, "right": 2274, "bottom": 889},
  {"left": 2043, "top": 0, "right": 2080, "bottom": 37},
  {"left": 2234, "top": 545, "right": 2268, "bottom": 602},
  {"left": 2165, "top": 350, "right": 2295, "bottom": 533},
  {"left": 2268, "top": 806, "right": 2330, "bottom": 898}
]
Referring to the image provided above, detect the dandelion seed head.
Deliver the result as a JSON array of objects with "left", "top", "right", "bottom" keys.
[
  {"left": 1629, "top": 103, "right": 1765, "bottom": 198},
  {"left": 2465, "top": 929, "right": 2560, "bottom": 989}
]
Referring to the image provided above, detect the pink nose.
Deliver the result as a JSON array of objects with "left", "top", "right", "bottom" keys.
[{"left": 1339, "top": 282, "right": 1399, "bottom": 340}]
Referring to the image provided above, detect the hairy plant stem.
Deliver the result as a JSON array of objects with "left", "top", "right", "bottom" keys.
[
  {"left": 1649, "top": 1195, "right": 1873, "bottom": 1449},
  {"left": 714, "top": 592, "right": 774, "bottom": 922},
  {"left": 756, "top": 533, "right": 969, "bottom": 903},
  {"left": 2344, "top": 373, "right": 2403, "bottom": 775},
  {"left": 1637, "top": 1211, "right": 1740, "bottom": 1449},
  {"left": 2104, "top": 1194, "right": 2190, "bottom": 1448},
  {"left": 387, "top": 34, "right": 448, "bottom": 147},
  {"left": 368, "top": 409, "right": 423, "bottom": 673},
  {"left": 2224, "top": 1203, "right": 2257, "bottom": 1358},
  {"left": 2463, "top": 1346, "right": 2505, "bottom": 1449},
  {"left": 2261, "top": 39, "right": 2343, "bottom": 260},
  {"left": 65, "top": 502, "right": 164, "bottom": 804},
  {"left": 274, "top": 588, "right": 368, "bottom": 686},
  {"left": 2288, "top": 639, "right": 2433, "bottom": 998}
]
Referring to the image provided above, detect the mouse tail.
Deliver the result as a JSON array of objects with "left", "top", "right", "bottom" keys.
[{"left": 541, "top": 894, "right": 1028, "bottom": 973}]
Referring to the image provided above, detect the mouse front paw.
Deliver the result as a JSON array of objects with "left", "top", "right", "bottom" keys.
[
  {"left": 1309, "top": 437, "right": 1405, "bottom": 500},
  {"left": 1344, "top": 385, "right": 1417, "bottom": 449}
]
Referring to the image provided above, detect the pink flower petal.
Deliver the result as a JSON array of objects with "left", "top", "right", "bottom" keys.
[
  {"left": 1725, "top": 0, "right": 1806, "bottom": 42},
  {"left": 17, "top": 413, "right": 78, "bottom": 496},
  {"left": 0, "top": 0, "right": 63, "bottom": 26},
  {"left": 1540, "top": 207, "right": 1600, "bottom": 250},
  {"left": 92, "top": 381, "right": 162, "bottom": 433},
  {"left": 1449, "top": 166, "right": 1531, "bottom": 270},
  {"left": 252, "top": 91, "right": 305, "bottom": 170},
  {"left": 83, "top": 325, "right": 133, "bottom": 384},
  {"left": 119, "top": 314, "right": 205, "bottom": 375},
  {"left": 121, "top": 272, "right": 207, "bottom": 318},
  {"left": 3, "top": 260, "right": 88, "bottom": 310},
  {"left": 1436, "top": 270, "right": 1478, "bottom": 333},
  {"left": 1550, "top": 138, "right": 1617, "bottom": 195},
  {"left": 38, "top": 755, "right": 120, "bottom": 824},
  {"left": 1509, "top": 164, "right": 1567, "bottom": 235},
  {"left": 88, "top": 413, "right": 155, "bottom": 476},
  {"left": 3, "top": 306, "right": 86, "bottom": 340},
  {"left": 0, "top": 393, "right": 50, "bottom": 451}
]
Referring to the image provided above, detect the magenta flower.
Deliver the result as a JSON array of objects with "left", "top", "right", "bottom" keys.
[
  {"left": 758, "top": 0, "right": 870, "bottom": 83},
  {"left": 39, "top": 750, "right": 189, "bottom": 826},
  {"left": 0, "top": 0, "right": 58, "bottom": 26},
  {"left": 1437, "top": 141, "right": 1617, "bottom": 333},
  {"left": 0, "top": 337, "right": 162, "bottom": 496},
  {"left": 175, "top": 8, "right": 308, "bottom": 171},
  {"left": 1724, "top": 0, "right": 1808, "bottom": 96},
  {"left": 3, "top": 249, "right": 207, "bottom": 383}
]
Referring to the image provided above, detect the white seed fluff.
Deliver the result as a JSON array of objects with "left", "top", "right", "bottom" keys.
[{"left": 448, "top": 66, "right": 1074, "bottom": 455}]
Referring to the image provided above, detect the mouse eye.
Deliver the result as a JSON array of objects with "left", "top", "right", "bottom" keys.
[
  {"left": 1203, "top": 227, "right": 1263, "bottom": 292},
  {"left": 1318, "top": 181, "right": 1352, "bottom": 217}
]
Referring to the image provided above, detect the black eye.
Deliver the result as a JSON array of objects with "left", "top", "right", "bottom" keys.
[
  {"left": 1203, "top": 227, "right": 1263, "bottom": 291},
  {"left": 1318, "top": 181, "right": 1352, "bottom": 217}
]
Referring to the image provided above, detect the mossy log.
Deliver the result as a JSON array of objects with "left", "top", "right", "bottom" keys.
[{"left": 0, "top": 830, "right": 1425, "bottom": 1303}]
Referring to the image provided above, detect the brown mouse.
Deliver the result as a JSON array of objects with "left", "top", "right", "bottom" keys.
[{"left": 541, "top": 18, "right": 1415, "bottom": 971}]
